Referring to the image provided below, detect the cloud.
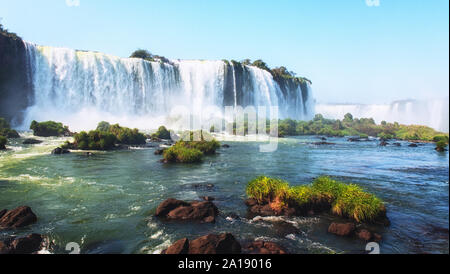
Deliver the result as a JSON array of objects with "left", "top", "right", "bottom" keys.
[
  {"left": 365, "top": 0, "right": 380, "bottom": 7},
  {"left": 66, "top": 0, "right": 80, "bottom": 7}
]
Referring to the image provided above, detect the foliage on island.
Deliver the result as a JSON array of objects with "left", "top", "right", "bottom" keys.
[
  {"left": 63, "top": 122, "right": 146, "bottom": 150},
  {"left": 246, "top": 176, "right": 386, "bottom": 223},
  {"left": 0, "top": 135, "right": 7, "bottom": 150},
  {"left": 151, "top": 126, "right": 171, "bottom": 140},
  {"left": 277, "top": 113, "right": 448, "bottom": 142},
  {"left": 130, "top": 49, "right": 171, "bottom": 64},
  {"left": 0, "top": 23, "right": 21, "bottom": 41},
  {"left": 162, "top": 135, "right": 220, "bottom": 163},
  {"left": 0, "top": 118, "right": 20, "bottom": 138},
  {"left": 30, "top": 120, "right": 71, "bottom": 137}
]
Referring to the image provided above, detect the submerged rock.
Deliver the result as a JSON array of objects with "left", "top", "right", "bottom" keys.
[
  {"left": 328, "top": 222, "right": 356, "bottom": 236},
  {"left": 0, "top": 234, "right": 44, "bottom": 254},
  {"left": 379, "top": 141, "right": 388, "bottom": 146},
  {"left": 408, "top": 143, "right": 418, "bottom": 147},
  {"left": 51, "top": 147, "right": 70, "bottom": 155},
  {"left": 22, "top": 138, "right": 43, "bottom": 145},
  {"left": 0, "top": 206, "right": 37, "bottom": 229},
  {"left": 154, "top": 148, "right": 166, "bottom": 155},
  {"left": 155, "top": 198, "right": 218, "bottom": 223},
  {"left": 163, "top": 233, "right": 241, "bottom": 254},
  {"left": 243, "top": 241, "right": 288, "bottom": 254},
  {"left": 311, "top": 141, "right": 336, "bottom": 145},
  {"left": 222, "top": 144, "right": 230, "bottom": 148}
]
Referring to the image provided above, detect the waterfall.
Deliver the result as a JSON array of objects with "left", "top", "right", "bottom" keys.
[
  {"left": 21, "top": 43, "right": 314, "bottom": 131},
  {"left": 316, "top": 99, "right": 449, "bottom": 133}
]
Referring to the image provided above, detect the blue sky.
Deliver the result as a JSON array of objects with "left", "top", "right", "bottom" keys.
[{"left": 1, "top": 0, "right": 448, "bottom": 104}]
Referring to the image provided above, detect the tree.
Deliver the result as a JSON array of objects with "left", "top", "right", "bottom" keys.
[{"left": 130, "top": 49, "right": 153, "bottom": 60}]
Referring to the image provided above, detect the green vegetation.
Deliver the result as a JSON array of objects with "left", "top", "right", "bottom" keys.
[
  {"left": 130, "top": 49, "right": 171, "bottom": 64},
  {"left": 67, "top": 122, "right": 146, "bottom": 150},
  {"left": 277, "top": 113, "right": 448, "bottom": 142},
  {"left": 162, "top": 138, "right": 220, "bottom": 163},
  {"left": 163, "top": 142, "right": 204, "bottom": 164},
  {"left": 436, "top": 140, "right": 448, "bottom": 152},
  {"left": 0, "top": 136, "right": 7, "bottom": 150},
  {"left": 151, "top": 126, "right": 171, "bottom": 140},
  {"left": 30, "top": 120, "right": 70, "bottom": 137},
  {"left": 0, "top": 23, "right": 21, "bottom": 40},
  {"left": 0, "top": 118, "right": 20, "bottom": 138},
  {"left": 74, "top": 130, "right": 117, "bottom": 150},
  {"left": 246, "top": 176, "right": 386, "bottom": 223}
]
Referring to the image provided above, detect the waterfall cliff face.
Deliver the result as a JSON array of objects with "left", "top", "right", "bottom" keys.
[
  {"left": 20, "top": 43, "right": 314, "bottom": 131},
  {"left": 316, "top": 100, "right": 449, "bottom": 133}
]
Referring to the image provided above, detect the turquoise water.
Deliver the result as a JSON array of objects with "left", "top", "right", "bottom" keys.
[{"left": 0, "top": 134, "right": 448, "bottom": 254}]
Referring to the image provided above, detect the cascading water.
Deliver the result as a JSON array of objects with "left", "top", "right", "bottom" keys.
[
  {"left": 316, "top": 99, "right": 450, "bottom": 133},
  {"left": 21, "top": 43, "right": 314, "bottom": 131}
]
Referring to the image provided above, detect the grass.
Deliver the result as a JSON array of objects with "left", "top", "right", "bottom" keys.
[
  {"left": 163, "top": 143, "right": 203, "bottom": 163},
  {"left": 246, "top": 176, "right": 386, "bottom": 223}
]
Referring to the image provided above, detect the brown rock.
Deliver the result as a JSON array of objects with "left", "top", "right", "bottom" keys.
[
  {"left": 155, "top": 198, "right": 190, "bottom": 217},
  {"left": 201, "top": 196, "right": 215, "bottom": 202},
  {"left": 165, "top": 238, "right": 189, "bottom": 254},
  {"left": 245, "top": 198, "right": 258, "bottom": 207},
  {"left": 0, "top": 206, "right": 37, "bottom": 229},
  {"left": 0, "top": 209, "right": 7, "bottom": 219},
  {"left": 11, "top": 234, "right": 43, "bottom": 254},
  {"left": 189, "top": 233, "right": 241, "bottom": 254},
  {"left": 328, "top": 222, "right": 356, "bottom": 236},
  {"left": 245, "top": 241, "right": 287, "bottom": 254},
  {"left": 357, "top": 229, "right": 372, "bottom": 241}
]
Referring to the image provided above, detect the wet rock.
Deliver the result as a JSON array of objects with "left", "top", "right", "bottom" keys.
[
  {"left": 0, "top": 206, "right": 37, "bottom": 229},
  {"left": 200, "top": 196, "right": 215, "bottom": 202},
  {"left": 226, "top": 212, "right": 240, "bottom": 220},
  {"left": 311, "top": 142, "right": 335, "bottom": 145},
  {"left": 188, "top": 233, "right": 241, "bottom": 254},
  {"left": 22, "top": 138, "right": 43, "bottom": 145},
  {"left": 222, "top": 144, "right": 230, "bottom": 148},
  {"left": 245, "top": 198, "right": 258, "bottom": 207},
  {"left": 164, "top": 238, "right": 189, "bottom": 254},
  {"left": 154, "top": 148, "right": 166, "bottom": 155},
  {"left": 0, "top": 209, "right": 7, "bottom": 219},
  {"left": 155, "top": 198, "right": 218, "bottom": 223},
  {"left": 328, "top": 222, "right": 356, "bottom": 237},
  {"left": 357, "top": 229, "right": 372, "bottom": 241},
  {"left": 272, "top": 221, "right": 301, "bottom": 237},
  {"left": 379, "top": 141, "right": 388, "bottom": 146},
  {"left": 408, "top": 143, "right": 418, "bottom": 147},
  {"left": 320, "top": 137, "right": 327, "bottom": 141},
  {"left": 0, "top": 234, "right": 44, "bottom": 254},
  {"left": 51, "top": 147, "right": 70, "bottom": 155},
  {"left": 393, "top": 143, "right": 401, "bottom": 147},
  {"left": 155, "top": 198, "right": 190, "bottom": 217},
  {"left": 348, "top": 137, "right": 361, "bottom": 142},
  {"left": 244, "top": 241, "right": 288, "bottom": 254}
]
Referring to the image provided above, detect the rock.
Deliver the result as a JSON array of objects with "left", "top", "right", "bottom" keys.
[
  {"left": 244, "top": 241, "right": 287, "bottom": 254},
  {"left": 11, "top": 234, "right": 43, "bottom": 254},
  {"left": 154, "top": 149, "right": 166, "bottom": 155},
  {"left": 245, "top": 198, "right": 258, "bottom": 207},
  {"left": 320, "top": 137, "right": 327, "bottom": 141},
  {"left": 155, "top": 198, "right": 190, "bottom": 217},
  {"left": 357, "top": 229, "right": 372, "bottom": 241},
  {"left": 348, "top": 137, "right": 361, "bottom": 142},
  {"left": 222, "top": 144, "right": 230, "bottom": 148},
  {"left": 393, "top": 143, "right": 401, "bottom": 147},
  {"left": 226, "top": 212, "right": 240, "bottom": 220},
  {"left": 165, "top": 238, "right": 189, "bottom": 254},
  {"left": 0, "top": 206, "right": 37, "bottom": 229},
  {"left": 0, "top": 209, "right": 7, "bottom": 219},
  {"left": 328, "top": 222, "right": 356, "bottom": 237},
  {"left": 0, "top": 234, "right": 43, "bottom": 254},
  {"left": 22, "top": 138, "right": 43, "bottom": 145},
  {"left": 435, "top": 147, "right": 447, "bottom": 152},
  {"left": 408, "top": 143, "right": 418, "bottom": 147},
  {"left": 311, "top": 142, "right": 335, "bottom": 145},
  {"left": 85, "top": 152, "right": 94, "bottom": 156},
  {"left": 200, "top": 196, "right": 215, "bottom": 202},
  {"left": 188, "top": 233, "right": 241, "bottom": 254},
  {"left": 379, "top": 141, "right": 388, "bottom": 146},
  {"left": 51, "top": 147, "right": 70, "bottom": 155},
  {"left": 155, "top": 199, "right": 218, "bottom": 223}
]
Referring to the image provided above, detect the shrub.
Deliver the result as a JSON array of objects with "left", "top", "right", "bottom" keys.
[
  {"left": 130, "top": 49, "right": 154, "bottom": 61},
  {"left": 246, "top": 176, "right": 290, "bottom": 204},
  {"left": 246, "top": 176, "right": 386, "bottom": 223},
  {"left": 30, "top": 120, "right": 70, "bottom": 137},
  {"left": 436, "top": 140, "right": 448, "bottom": 152},
  {"left": 0, "top": 118, "right": 20, "bottom": 138},
  {"left": 74, "top": 130, "right": 117, "bottom": 150},
  {"left": 0, "top": 136, "right": 7, "bottom": 149},
  {"left": 96, "top": 121, "right": 111, "bottom": 132},
  {"left": 152, "top": 126, "right": 171, "bottom": 140},
  {"left": 433, "top": 135, "right": 449, "bottom": 144},
  {"left": 163, "top": 142, "right": 203, "bottom": 163},
  {"left": 107, "top": 124, "right": 146, "bottom": 145},
  {"left": 184, "top": 139, "right": 220, "bottom": 155}
]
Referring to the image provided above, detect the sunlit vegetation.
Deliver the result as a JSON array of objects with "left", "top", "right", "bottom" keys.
[
  {"left": 162, "top": 138, "right": 221, "bottom": 163},
  {"left": 30, "top": 120, "right": 70, "bottom": 137},
  {"left": 277, "top": 113, "right": 448, "bottom": 142},
  {"left": 246, "top": 176, "right": 386, "bottom": 223},
  {"left": 151, "top": 126, "right": 171, "bottom": 140}
]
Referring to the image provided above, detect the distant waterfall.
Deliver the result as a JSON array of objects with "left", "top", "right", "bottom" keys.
[
  {"left": 21, "top": 43, "right": 314, "bottom": 131},
  {"left": 316, "top": 100, "right": 449, "bottom": 133}
]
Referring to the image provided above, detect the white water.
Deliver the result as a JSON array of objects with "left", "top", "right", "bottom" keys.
[
  {"left": 21, "top": 43, "right": 314, "bottom": 131},
  {"left": 316, "top": 99, "right": 449, "bottom": 132}
]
